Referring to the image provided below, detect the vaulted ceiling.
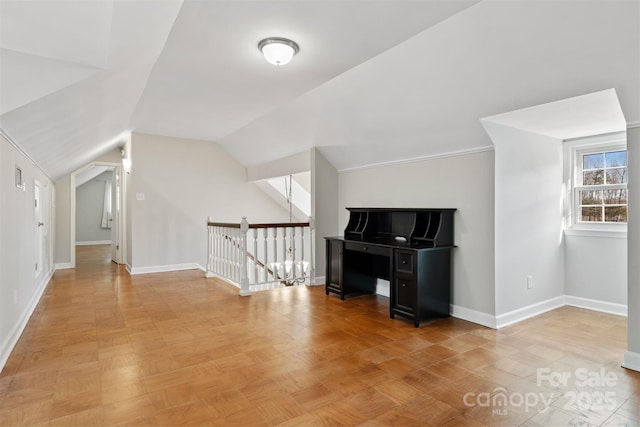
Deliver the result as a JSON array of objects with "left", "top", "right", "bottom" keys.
[{"left": 1, "top": 0, "right": 638, "bottom": 179}]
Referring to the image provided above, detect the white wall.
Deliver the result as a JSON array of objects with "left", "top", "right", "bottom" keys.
[
  {"left": 338, "top": 149, "right": 496, "bottom": 321},
  {"left": 76, "top": 170, "right": 113, "bottom": 243},
  {"left": 54, "top": 174, "right": 70, "bottom": 266},
  {"left": 626, "top": 126, "right": 640, "bottom": 371},
  {"left": 311, "top": 148, "right": 339, "bottom": 283},
  {"left": 562, "top": 133, "right": 628, "bottom": 312},
  {"left": 488, "top": 123, "right": 565, "bottom": 319},
  {"left": 0, "top": 132, "right": 55, "bottom": 372},
  {"left": 128, "top": 133, "right": 289, "bottom": 272},
  {"left": 564, "top": 234, "right": 627, "bottom": 306}
]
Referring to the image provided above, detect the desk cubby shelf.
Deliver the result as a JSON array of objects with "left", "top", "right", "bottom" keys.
[{"left": 343, "top": 208, "right": 454, "bottom": 247}]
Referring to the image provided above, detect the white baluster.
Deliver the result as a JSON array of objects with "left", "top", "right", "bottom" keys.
[
  {"left": 216, "top": 227, "right": 221, "bottom": 275},
  {"left": 253, "top": 228, "right": 258, "bottom": 285},
  {"left": 239, "top": 217, "right": 251, "bottom": 296},
  {"left": 282, "top": 227, "right": 288, "bottom": 281},
  {"left": 229, "top": 230, "right": 234, "bottom": 280},
  {"left": 300, "top": 226, "right": 305, "bottom": 278},
  {"left": 272, "top": 227, "right": 278, "bottom": 280},
  {"left": 217, "top": 228, "right": 222, "bottom": 275},
  {"left": 232, "top": 230, "right": 237, "bottom": 282},
  {"left": 235, "top": 230, "right": 240, "bottom": 283},
  {"left": 222, "top": 230, "right": 227, "bottom": 278},
  {"left": 291, "top": 226, "right": 296, "bottom": 279},
  {"left": 263, "top": 228, "right": 268, "bottom": 283}
]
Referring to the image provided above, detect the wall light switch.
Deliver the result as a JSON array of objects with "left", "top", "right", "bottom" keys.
[{"left": 136, "top": 192, "right": 145, "bottom": 201}]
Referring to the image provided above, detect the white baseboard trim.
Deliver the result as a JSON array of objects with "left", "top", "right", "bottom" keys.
[
  {"left": 495, "top": 296, "right": 565, "bottom": 329},
  {"left": 450, "top": 304, "right": 497, "bottom": 329},
  {"left": 55, "top": 262, "right": 73, "bottom": 270},
  {"left": 564, "top": 295, "right": 627, "bottom": 317},
  {"left": 76, "top": 240, "right": 111, "bottom": 246},
  {"left": 452, "top": 294, "right": 628, "bottom": 331},
  {"left": 128, "top": 263, "right": 203, "bottom": 275},
  {"left": 0, "top": 269, "right": 53, "bottom": 373},
  {"left": 310, "top": 275, "right": 325, "bottom": 286},
  {"left": 623, "top": 351, "right": 640, "bottom": 372}
]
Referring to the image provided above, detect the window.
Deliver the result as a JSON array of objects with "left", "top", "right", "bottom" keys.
[
  {"left": 566, "top": 133, "right": 627, "bottom": 231},
  {"left": 15, "top": 166, "right": 25, "bottom": 191},
  {"left": 577, "top": 150, "right": 627, "bottom": 223}
]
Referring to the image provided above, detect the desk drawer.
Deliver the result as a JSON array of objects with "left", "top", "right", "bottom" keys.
[
  {"left": 393, "top": 275, "right": 416, "bottom": 315},
  {"left": 395, "top": 250, "right": 415, "bottom": 274},
  {"left": 344, "top": 241, "right": 389, "bottom": 256}
]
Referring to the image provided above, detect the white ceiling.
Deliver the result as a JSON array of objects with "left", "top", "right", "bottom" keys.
[
  {"left": 481, "top": 89, "right": 627, "bottom": 141},
  {"left": 0, "top": 0, "right": 638, "bottom": 179},
  {"left": 75, "top": 165, "right": 113, "bottom": 188}
]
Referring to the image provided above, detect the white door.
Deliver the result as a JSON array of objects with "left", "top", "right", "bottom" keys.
[{"left": 34, "top": 181, "right": 43, "bottom": 278}]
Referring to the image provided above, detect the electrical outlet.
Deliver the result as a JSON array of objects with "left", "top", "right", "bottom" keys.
[{"left": 527, "top": 275, "right": 533, "bottom": 289}]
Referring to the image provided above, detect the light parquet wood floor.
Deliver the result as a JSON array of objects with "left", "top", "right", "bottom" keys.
[{"left": 1, "top": 245, "right": 638, "bottom": 426}]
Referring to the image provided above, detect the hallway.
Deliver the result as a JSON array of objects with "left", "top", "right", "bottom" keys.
[{"left": 0, "top": 247, "right": 638, "bottom": 426}]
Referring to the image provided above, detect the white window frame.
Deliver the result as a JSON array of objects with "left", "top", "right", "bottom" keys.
[{"left": 564, "top": 132, "right": 627, "bottom": 237}]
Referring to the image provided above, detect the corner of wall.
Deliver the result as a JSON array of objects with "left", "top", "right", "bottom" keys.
[{"left": 311, "top": 148, "right": 339, "bottom": 278}]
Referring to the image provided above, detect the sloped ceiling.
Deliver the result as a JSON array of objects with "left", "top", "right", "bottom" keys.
[
  {"left": 1, "top": 0, "right": 638, "bottom": 179},
  {"left": 481, "top": 89, "right": 627, "bottom": 141}
]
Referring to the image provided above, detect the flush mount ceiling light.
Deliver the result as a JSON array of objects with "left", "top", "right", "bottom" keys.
[{"left": 258, "top": 37, "right": 299, "bottom": 66}]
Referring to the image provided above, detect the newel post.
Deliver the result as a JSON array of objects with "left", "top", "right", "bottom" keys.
[{"left": 239, "top": 216, "right": 252, "bottom": 296}]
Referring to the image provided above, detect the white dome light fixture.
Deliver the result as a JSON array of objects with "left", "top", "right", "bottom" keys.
[{"left": 258, "top": 37, "right": 299, "bottom": 66}]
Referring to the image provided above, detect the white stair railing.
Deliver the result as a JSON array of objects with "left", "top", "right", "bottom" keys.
[{"left": 206, "top": 217, "right": 315, "bottom": 295}]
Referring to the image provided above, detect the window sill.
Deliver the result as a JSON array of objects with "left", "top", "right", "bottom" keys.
[{"left": 564, "top": 228, "right": 627, "bottom": 239}]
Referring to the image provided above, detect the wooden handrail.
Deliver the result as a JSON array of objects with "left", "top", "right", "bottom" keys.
[
  {"left": 208, "top": 221, "right": 310, "bottom": 229},
  {"left": 207, "top": 222, "right": 241, "bottom": 228},
  {"left": 248, "top": 222, "right": 310, "bottom": 229}
]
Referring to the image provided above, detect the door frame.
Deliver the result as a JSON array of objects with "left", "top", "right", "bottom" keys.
[
  {"left": 69, "top": 161, "right": 125, "bottom": 268},
  {"left": 34, "top": 179, "right": 43, "bottom": 278}
]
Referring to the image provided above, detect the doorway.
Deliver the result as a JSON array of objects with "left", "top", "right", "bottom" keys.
[{"left": 70, "top": 162, "right": 124, "bottom": 268}]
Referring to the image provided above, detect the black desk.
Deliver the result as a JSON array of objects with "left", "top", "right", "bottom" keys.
[{"left": 324, "top": 208, "right": 455, "bottom": 327}]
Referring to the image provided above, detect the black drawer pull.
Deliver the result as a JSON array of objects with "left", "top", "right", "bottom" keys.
[
  {"left": 363, "top": 246, "right": 367, "bottom": 250},
  {"left": 402, "top": 260, "right": 407, "bottom": 264}
]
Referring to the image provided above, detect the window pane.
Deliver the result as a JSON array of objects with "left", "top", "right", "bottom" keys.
[
  {"left": 583, "top": 170, "right": 604, "bottom": 185},
  {"left": 604, "top": 206, "right": 627, "bottom": 222},
  {"left": 581, "top": 206, "right": 602, "bottom": 222},
  {"left": 604, "top": 189, "right": 627, "bottom": 204},
  {"left": 580, "top": 190, "right": 602, "bottom": 205},
  {"left": 606, "top": 167, "right": 627, "bottom": 184},
  {"left": 605, "top": 151, "right": 627, "bottom": 167},
  {"left": 583, "top": 153, "right": 604, "bottom": 170}
]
